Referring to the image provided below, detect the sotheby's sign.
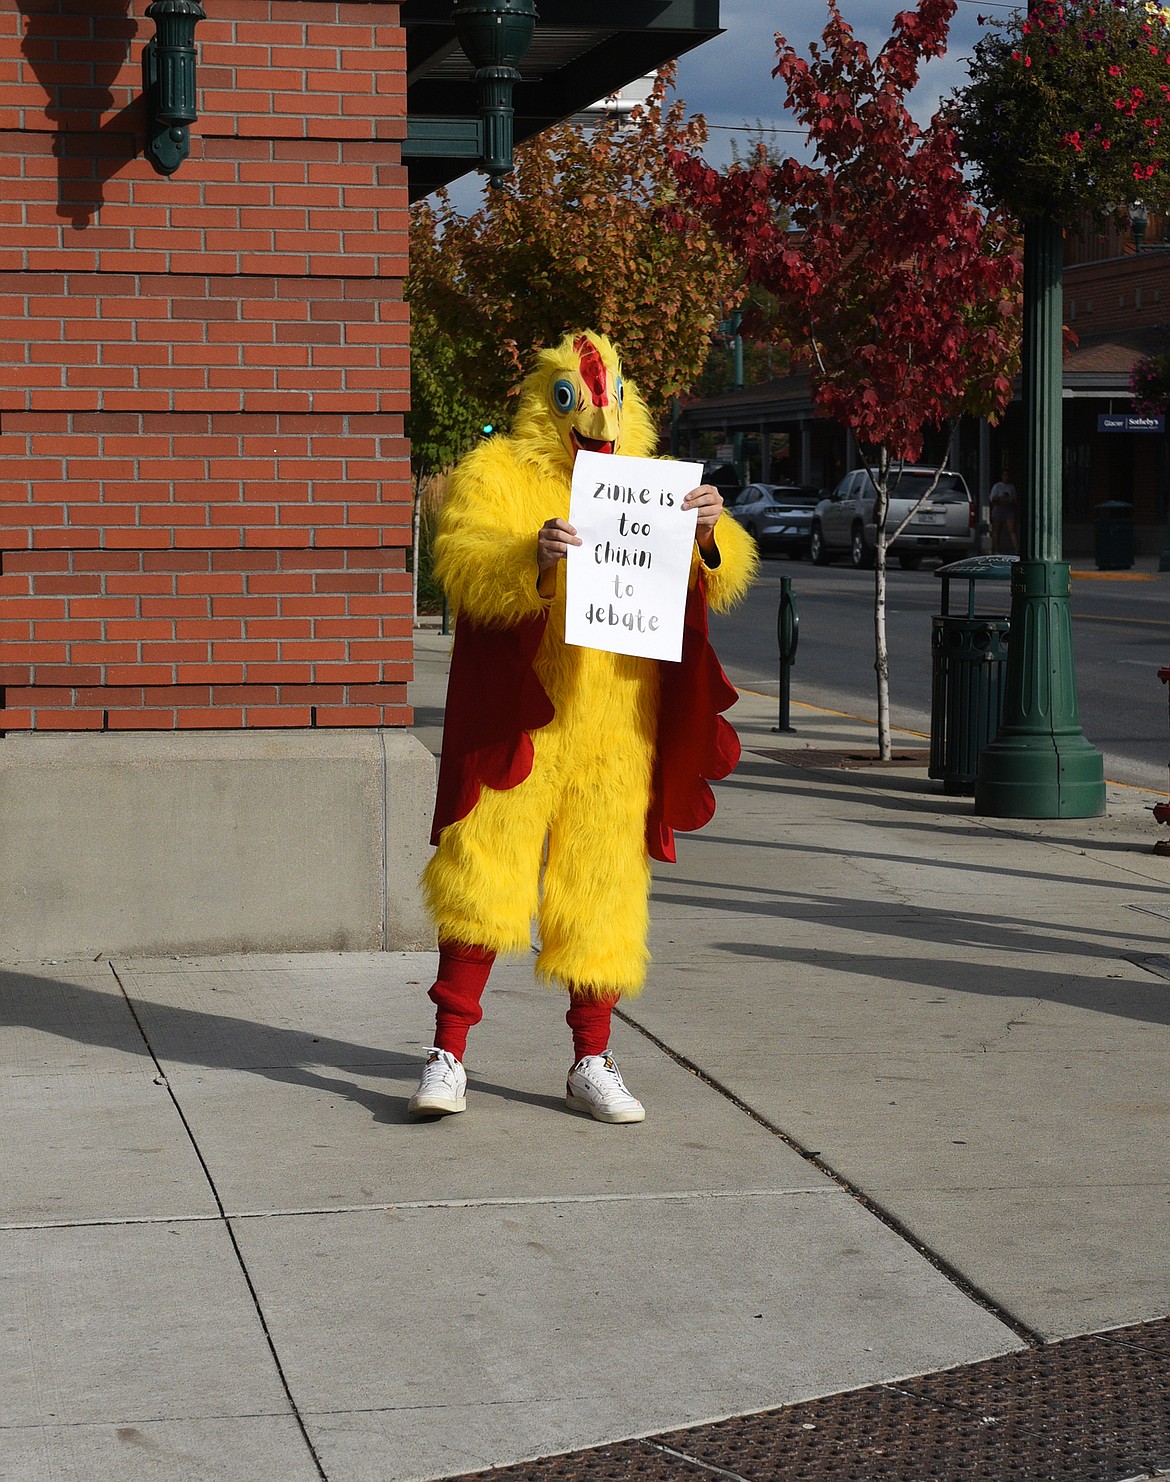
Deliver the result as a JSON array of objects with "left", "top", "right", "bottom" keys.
[{"left": 1097, "top": 413, "right": 1165, "bottom": 433}]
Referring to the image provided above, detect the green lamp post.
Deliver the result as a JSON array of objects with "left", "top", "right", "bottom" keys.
[
  {"left": 974, "top": 217, "right": 1105, "bottom": 817},
  {"left": 453, "top": 0, "right": 537, "bottom": 189},
  {"left": 719, "top": 309, "right": 745, "bottom": 481},
  {"left": 954, "top": 0, "right": 1170, "bottom": 818}
]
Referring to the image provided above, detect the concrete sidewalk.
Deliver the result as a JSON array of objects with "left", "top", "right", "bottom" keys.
[{"left": 3, "top": 632, "right": 1168, "bottom": 1481}]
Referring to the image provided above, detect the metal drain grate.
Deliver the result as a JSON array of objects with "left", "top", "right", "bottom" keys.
[
  {"left": 447, "top": 1318, "right": 1170, "bottom": 1482},
  {"left": 442, "top": 1442, "right": 688, "bottom": 1482}
]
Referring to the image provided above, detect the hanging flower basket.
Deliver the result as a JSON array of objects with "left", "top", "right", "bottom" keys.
[
  {"left": 1130, "top": 347, "right": 1170, "bottom": 412},
  {"left": 958, "top": 0, "right": 1170, "bottom": 222}
]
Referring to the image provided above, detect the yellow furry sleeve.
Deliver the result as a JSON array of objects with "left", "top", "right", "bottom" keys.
[
  {"left": 695, "top": 512, "right": 758, "bottom": 613},
  {"left": 432, "top": 439, "right": 552, "bottom": 628}
]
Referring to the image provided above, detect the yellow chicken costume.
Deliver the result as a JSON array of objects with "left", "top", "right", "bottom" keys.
[{"left": 409, "top": 330, "right": 756, "bottom": 1124}]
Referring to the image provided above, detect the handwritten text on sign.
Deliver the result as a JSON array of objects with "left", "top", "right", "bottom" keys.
[{"left": 564, "top": 451, "right": 701, "bottom": 663}]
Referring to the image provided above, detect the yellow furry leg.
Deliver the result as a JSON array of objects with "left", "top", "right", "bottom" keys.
[
  {"left": 424, "top": 646, "right": 657, "bottom": 996},
  {"left": 421, "top": 765, "right": 555, "bottom": 960},
  {"left": 535, "top": 741, "right": 653, "bottom": 998}
]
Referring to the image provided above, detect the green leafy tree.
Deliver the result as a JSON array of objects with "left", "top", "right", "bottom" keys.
[
  {"left": 692, "top": 288, "right": 791, "bottom": 400},
  {"left": 404, "top": 255, "right": 494, "bottom": 617},
  {"left": 407, "top": 67, "right": 739, "bottom": 429}
]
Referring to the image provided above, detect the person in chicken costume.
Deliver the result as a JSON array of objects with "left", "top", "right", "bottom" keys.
[{"left": 409, "top": 329, "right": 756, "bottom": 1123}]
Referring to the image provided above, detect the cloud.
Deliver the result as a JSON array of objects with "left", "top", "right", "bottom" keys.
[{"left": 674, "top": 0, "right": 991, "bottom": 168}]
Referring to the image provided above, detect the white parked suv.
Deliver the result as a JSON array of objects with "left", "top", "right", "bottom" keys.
[{"left": 809, "top": 466, "right": 976, "bottom": 570}]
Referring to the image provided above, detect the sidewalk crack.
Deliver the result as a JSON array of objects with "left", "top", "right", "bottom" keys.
[
  {"left": 614, "top": 1005, "right": 1044, "bottom": 1348},
  {"left": 107, "top": 960, "right": 331, "bottom": 1481}
]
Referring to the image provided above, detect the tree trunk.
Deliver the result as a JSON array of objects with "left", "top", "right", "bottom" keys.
[
  {"left": 411, "top": 475, "right": 425, "bottom": 626},
  {"left": 873, "top": 448, "right": 956, "bottom": 760},
  {"left": 872, "top": 447, "right": 892, "bottom": 759}
]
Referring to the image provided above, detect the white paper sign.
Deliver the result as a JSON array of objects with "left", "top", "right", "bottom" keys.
[{"left": 564, "top": 451, "right": 702, "bottom": 663}]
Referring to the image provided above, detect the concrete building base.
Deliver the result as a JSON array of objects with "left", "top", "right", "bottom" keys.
[{"left": 0, "top": 730, "right": 436, "bottom": 960}]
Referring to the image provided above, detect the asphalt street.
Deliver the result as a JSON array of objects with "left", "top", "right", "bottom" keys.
[{"left": 709, "top": 554, "right": 1170, "bottom": 793}]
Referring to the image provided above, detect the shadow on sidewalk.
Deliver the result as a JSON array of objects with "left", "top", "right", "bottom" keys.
[
  {"left": 647, "top": 879, "right": 1170, "bottom": 1028},
  {"left": 692, "top": 832, "right": 1170, "bottom": 895},
  {"left": 0, "top": 965, "right": 563, "bottom": 1124},
  {"left": 727, "top": 757, "right": 960, "bottom": 811},
  {"left": 703, "top": 937, "right": 1170, "bottom": 1029}
]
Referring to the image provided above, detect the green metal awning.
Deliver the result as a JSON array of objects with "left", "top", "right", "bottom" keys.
[{"left": 404, "top": 1, "right": 722, "bottom": 200}]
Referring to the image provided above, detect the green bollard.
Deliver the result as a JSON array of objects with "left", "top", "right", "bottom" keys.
[{"left": 773, "top": 575, "right": 799, "bottom": 734}]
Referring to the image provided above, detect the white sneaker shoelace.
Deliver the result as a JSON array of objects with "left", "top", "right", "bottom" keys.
[
  {"left": 566, "top": 1051, "right": 645, "bottom": 1124},
  {"left": 408, "top": 1047, "right": 467, "bottom": 1117}
]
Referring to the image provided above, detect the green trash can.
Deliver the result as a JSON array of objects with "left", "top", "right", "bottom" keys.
[
  {"left": 1094, "top": 500, "right": 1134, "bottom": 571},
  {"left": 929, "top": 556, "right": 1015, "bottom": 795}
]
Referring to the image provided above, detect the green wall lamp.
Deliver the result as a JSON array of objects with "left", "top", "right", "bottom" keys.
[
  {"left": 452, "top": 0, "right": 537, "bottom": 188},
  {"left": 143, "top": 0, "right": 206, "bottom": 175}
]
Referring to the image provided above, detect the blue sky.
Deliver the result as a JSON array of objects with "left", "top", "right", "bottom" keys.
[
  {"left": 673, "top": 0, "right": 1000, "bottom": 170},
  {"left": 437, "top": 0, "right": 1011, "bottom": 209}
]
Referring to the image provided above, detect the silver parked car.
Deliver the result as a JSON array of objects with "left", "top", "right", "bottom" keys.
[
  {"left": 725, "top": 482, "right": 822, "bottom": 558},
  {"left": 809, "top": 466, "right": 976, "bottom": 569}
]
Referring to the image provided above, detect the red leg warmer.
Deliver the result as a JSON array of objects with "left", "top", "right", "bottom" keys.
[
  {"left": 428, "top": 941, "right": 496, "bottom": 1061},
  {"left": 566, "top": 992, "right": 619, "bottom": 1062}
]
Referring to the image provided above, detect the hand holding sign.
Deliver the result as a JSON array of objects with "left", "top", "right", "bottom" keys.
[
  {"left": 684, "top": 483, "right": 725, "bottom": 556},
  {"left": 536, "top": 517, "right": 582, "bottom": 599},
  {"left": 564, "top": 452, "right": 703, "bottom": 662}
]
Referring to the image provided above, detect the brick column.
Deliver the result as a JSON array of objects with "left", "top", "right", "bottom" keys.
[
  {"left": 0, "top": 0, "right": 434, "bottom": 956},
  {"left": 0, "top": 0, "right": 412, "bottom": 732}
]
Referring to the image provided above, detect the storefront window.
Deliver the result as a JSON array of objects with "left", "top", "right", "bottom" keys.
[{"left": 1064, "top": 441, "right": 1091, "bottom": 519}]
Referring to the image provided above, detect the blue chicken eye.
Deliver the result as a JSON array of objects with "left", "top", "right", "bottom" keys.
[
  {"left": 615, "top": 376, "right": 624, "bottom": 407},
  {"left": 552, "top": 379, "right": 576, "bottom": 415}
]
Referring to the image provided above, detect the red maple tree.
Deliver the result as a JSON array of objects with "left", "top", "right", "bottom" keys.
[{"left": 668, "top": 0, "right": 1023, "bottom": 754}]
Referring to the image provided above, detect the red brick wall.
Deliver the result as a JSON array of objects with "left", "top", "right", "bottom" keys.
[
  {"left": 0, "top": 0, "right": 412, "bottom": 730},
  {"left": 1066, "top": 252, "right": 1169, "bottom": 337}
]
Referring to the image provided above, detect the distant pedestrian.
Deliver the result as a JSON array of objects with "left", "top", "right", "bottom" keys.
[{"left": 989, "top": 471, "right": 1018, "bottom": 554}]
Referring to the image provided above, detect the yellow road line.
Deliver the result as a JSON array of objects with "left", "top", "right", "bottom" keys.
[
  {"left": 1074, "top": 613, "right": 1170, "bottom": 628},
  {"left": 1070, "top": 570, "right": 1157, "bottom": 582},
  {"left": 1109, "top": 777, "right": 1170, "bottom": 796}
]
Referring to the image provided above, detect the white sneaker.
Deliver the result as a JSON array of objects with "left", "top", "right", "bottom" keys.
[
  {"left": 565, "top": 1052, "right": 645, "bottom": 1124},
  {"left": 407, "top": 1048, "right": 467, "bottom": 1117}
]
